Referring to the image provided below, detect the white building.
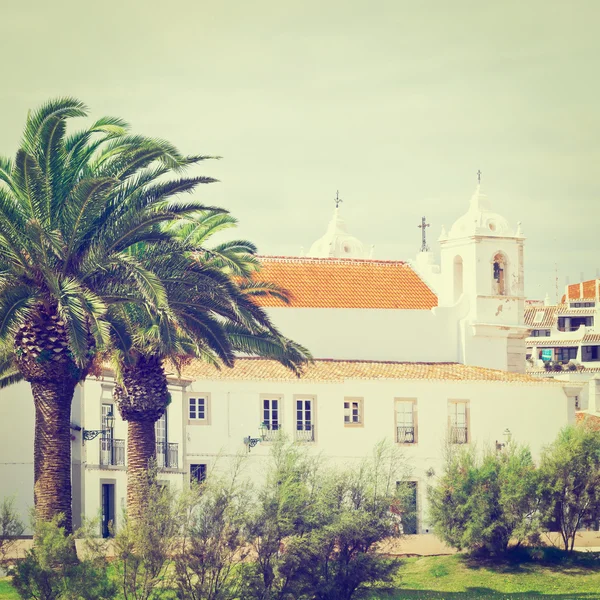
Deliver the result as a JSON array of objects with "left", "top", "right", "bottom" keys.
[{"left": 0, "top": 183, "right": 578, "bottom": 535}]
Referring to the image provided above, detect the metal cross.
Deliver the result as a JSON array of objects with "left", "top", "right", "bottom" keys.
[
  {"left": 334, "top": 190, "right": 343, "bottom": 208},
  {"left": 418, "top": 216, "right": 430, "bottom": 252},
  {"left": 477, "top": 169, "right": 482, "bottom": 184}
]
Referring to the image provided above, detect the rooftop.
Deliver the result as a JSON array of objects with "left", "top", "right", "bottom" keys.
[
  {"left": 251, "top": 256, "right": 438, "bottom": 310},
  {"left": 181, "top": 357, "right": 560, "bottom": 384}
]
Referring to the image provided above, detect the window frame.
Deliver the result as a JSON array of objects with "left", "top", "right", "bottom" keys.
[
  {"left": 187, "top": 393, "right": 211, "bottom": 426},
  {"left": 294, "top": 394, "right": 316, "bottom": 442},
  {"left": 260, "top": 394, "right": 283, "bottom": 441},
  {"left": 190, "top": 463, "right": 207, "bottom": 485},
  {"left": 448, "top": 400, "right": 470, "bottom": 444},
  {"left": 394, "top": 398, "right": 418, "bottom": 444},
  {"left": 343, "top": 397, "right": 364, "bottom": 427}
]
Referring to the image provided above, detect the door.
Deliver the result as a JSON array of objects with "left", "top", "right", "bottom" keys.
[{"left": 101, "top": 483, "right": 115, "bottom": 538}]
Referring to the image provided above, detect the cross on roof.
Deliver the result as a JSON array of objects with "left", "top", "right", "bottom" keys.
[
  {"left": 418, "top": 216, "right": 430, "bottom": 252},
  {"left": 334, "top": 190, "right": 343, "bottom": 208}
]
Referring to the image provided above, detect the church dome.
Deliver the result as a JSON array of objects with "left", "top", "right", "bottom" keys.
[
  {"left": 447, "top": 185, "right": 515, "bottom": 240},
  {"left": 308, "top": 205, "right": 366, "bottom": 259}
]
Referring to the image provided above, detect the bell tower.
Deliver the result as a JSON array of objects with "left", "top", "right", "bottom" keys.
[{"left": 439, "top": 180, "right": 528, "bottom": 373}]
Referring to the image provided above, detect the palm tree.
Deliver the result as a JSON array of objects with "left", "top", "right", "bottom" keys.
[
  {"left": 108, "top": 240, "right": 310, "bottom": 521},
  {"left": 0, "top": 98, "right": 219, "bottom": 533}
]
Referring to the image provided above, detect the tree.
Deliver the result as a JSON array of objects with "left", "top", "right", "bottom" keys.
[
  {"left": 0, "top": 98, "right": 218, "bottom": 533},
  {"left": 110, "top": 218, "right": 310, "bottom": 522},
  {"left": 539, "top": 423, "right": 600, "bottom": 552},
  {"left": 428, "top": 443, "right": 540, "bottom": 554}
]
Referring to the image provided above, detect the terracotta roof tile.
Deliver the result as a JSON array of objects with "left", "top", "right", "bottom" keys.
[
  {"left": 576, "top": 413, "right": 600, "bottom": 430},
  {"left": 583, "top": 333, "right": 600, "bottom": 344},
  {"left": 181, "top": 358, "right": 559, "bottom": 384},
  {"left": 562, "top": 279, "right": 599, "bottom": 301},
  {"left": 250, "top": 256, "right": 438, "bottom": 310},
  {"left": 524, "top": 305, "right": 560, "bottom": 327}
]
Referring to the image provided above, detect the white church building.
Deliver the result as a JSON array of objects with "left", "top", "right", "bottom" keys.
[{"left": 0, "top": 183, "right": 576, "bottom": 536}]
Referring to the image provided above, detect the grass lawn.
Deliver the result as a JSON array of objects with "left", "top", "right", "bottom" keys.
[
  {"left": 366, "top": 551, "right": 600, "bottom": 599},
  {"left": 0, "top": 579, "right": 19, "bottom": 600},
  {"left": 2, "top": 550, "right": 600, "bottom": 599}
]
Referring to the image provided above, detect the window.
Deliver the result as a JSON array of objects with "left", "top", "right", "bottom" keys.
[
  {"left": 188, "top": 394, "right": 210, "bottom": 424},
  {"left": 156, "top": 412, "right": 168, "bottom": 468},
  {"left": 492, "top": 253, "right": 507, "bottom": 296},
  {"left": 295, "top": 396, "right": 315, "bottom": 442},
  {"left": 448, "top": 401, "right": 469, "bottom": 444},
  {"left": 583, "top": 346, "right": 600, "bottom": 361},
  {"left": 344, "top": 398, "right": 363, "bottom": 426},
  {"left": 571, "top": 302, "right": 595, "bottom": 308},
  {"left": 531, "top": 329, "right": 551, "bottom": 337},
  {"left": 395, "top": 399, "right": 417, "bottom": 443},
  {"left": 262, "top": 397, "right": 280, "bottom": 441},
  {"left": 556, "top": 347, "right": 578, "bottom": 363},
  {"left": 190, "top": 464, "right": 207, "bottom": 484}
]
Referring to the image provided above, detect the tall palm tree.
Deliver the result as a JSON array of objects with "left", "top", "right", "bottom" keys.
[
  {"left": 0, "top": 98, "right": 219, "bottom": 533},
  {"left": 108, "top": 240, "right": 310, "bottom": 521}
]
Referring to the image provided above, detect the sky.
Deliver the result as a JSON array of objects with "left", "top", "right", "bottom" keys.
[{"left": 1, "top": 0, "right": 599, "bottom": 300}]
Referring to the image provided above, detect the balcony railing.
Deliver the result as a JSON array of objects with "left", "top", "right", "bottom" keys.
[
  {"left": 100, "top": 438, "right": 125, "bottom": 466},
  {"left": 296, "top": 424, "right": 315, "bottom": 442},
  {"left": 156, "top": 442, "right": 178, "bottom": 469},
  {"left": 396, "top": 426, "right": 416, "bottom": 444},
  {"left": 263, "top": 427, "right": 280, "bottom": 442},
  {"left": 449, "top": 426, "right": 468, "bottom": 444}
]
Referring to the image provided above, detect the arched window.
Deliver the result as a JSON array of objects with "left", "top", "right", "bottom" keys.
[
  {"left": 453, "top": 255, "right": 463, "bottom": 303},
  {"left": 492, "top": 253, "right": 507, "bottom": 295}
]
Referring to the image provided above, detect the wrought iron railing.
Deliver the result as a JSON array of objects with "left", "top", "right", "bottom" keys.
[
  {"left": 263, "top": 427, "right": 280, "bottom": 442},
  {"left": 295, "top": 424, "right": 314, "bottom": 442},
  {"left": 449, "top": 426, "right": 468, "bottom": 444},
  {"left": 396, "top": 426, "right": 416, "bottom": 444},
  {"left": 100, "top": 438, "right": 125, "bottom": 466},
  {"left": 156, "top": 442, "right": 178, "bottom": 469}
]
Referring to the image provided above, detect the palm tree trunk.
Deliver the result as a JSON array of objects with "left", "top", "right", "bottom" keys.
[
  {"left": 31, "top": 379, "right": 77, "bottom": 534},
  {"left": 127, "top": 419, "right": 157, "bottom": 522}
]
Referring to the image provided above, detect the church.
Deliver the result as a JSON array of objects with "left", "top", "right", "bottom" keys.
[{"left": 0, "top": 182, "right": 576, "bottom": 536}]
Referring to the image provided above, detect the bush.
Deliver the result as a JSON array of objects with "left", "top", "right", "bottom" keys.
[
  {"left": 173, "top": 458, "right": 251, "bottom": 600},
  {"left": 0, "top": 496, "right": 24, "bottom": 566},
  {"left": 428, "top": 443, "right": 540, "bottom": 555},
  {"left": 112, "top": 476, "right": 180, "bottom": 600},
  {"left": 538, "top": 423, "right": 600, "bottom": 552},
  {"left": 241, "top": 439, "right": 408, "bottom": 600},
  {"left": 10, "top": 516, "right": 115, "bottom": 600}
]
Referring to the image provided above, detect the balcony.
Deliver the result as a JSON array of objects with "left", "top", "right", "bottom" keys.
[
  {"left": 263, "top": 426, "right": 280, "bottom": 442},
  {"left": 156, "top": 442, "right": 178, "bottom": 469},
  {"left": 295, "top": 424, "right": 315, "bottom": 442},
  {"left": 449, "top": 426, "right": 468, "bottom": 444},
  {"left": 100, "top": 438, "right": 125, "bottom": 467},
  {"left": 396, "top": 426, "right": 416, "bottom": 444}
]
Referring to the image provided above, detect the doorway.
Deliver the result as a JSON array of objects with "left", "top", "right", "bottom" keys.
[{"left": 101, "top": 483, "right": 115, "bottom": 538}]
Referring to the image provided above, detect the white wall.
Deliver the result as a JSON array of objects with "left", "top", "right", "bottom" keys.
[
  {"left": 265, "top": 307, "right": 460, "bottom": 363},
  {"left": 183, "top": 377, "right": 571, "bottom": 532}
]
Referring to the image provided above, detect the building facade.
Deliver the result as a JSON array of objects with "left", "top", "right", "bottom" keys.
[{"left": 0, "top": 183, "right": 578, "bottom": 536}]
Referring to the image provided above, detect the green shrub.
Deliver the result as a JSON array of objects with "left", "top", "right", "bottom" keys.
[
  {"left": 428, "top": 443, "right": 540, "bottom": 555},
  {"left": 10, "top": 516, "right": 115, "bottom": 600}
]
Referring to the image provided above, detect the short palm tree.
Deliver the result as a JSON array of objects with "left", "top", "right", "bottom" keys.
[
  {"left": 0, "top": 98, "right": 219, "bottom": 533},
  {"left": 108, "top": 240, "right": 310, "bottom": 520}
]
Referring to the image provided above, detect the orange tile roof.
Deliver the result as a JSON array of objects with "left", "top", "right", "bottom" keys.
[
  {"left": 576, "top": 413, "right": 600, "bottom": 430},
  {"left": 583, "top": 333, "right": 600, "bottom": 344},
  {"left": 250, "top": 256, "right": 438, "bottom": 310},
  {"left": 181, "top": 358, "right": 560, "bottom": 384},
  {"left": 562, "top": 279, "right": 599, "bottom": 302}
]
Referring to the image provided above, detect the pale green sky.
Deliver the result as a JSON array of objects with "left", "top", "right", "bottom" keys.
[{"left": 2, "top": 0, "right": 599, "bottom": 298}]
